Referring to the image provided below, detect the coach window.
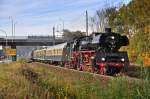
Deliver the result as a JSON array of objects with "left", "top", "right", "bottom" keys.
[
  {"left": 55, "top": 49, "right": 57, "bottom": 56},
  {"left": 54, "top": 49, "right": 56, "bottom": 55},
  {"left": 56, "top": 49, "right": 57, "bottom": 55},
  {"left": 40, "top": 51, "right": 42, "bottom": 57},
  {"left": 60, "top": 49, "right": 62, "bottom": 55},
  {"left": 57, "top": 49, "right": 59, "bottom": 55},
  {"left": 53, "top": 49, "right": 55, "bottom": 56},
  {"left": 58, "top": 49, "right": 60, "bottom": 55},
  {"left": 47, "top": 50, "right": 49, "bottom": 56},
  {"left": 50, "top": 50, "right": 52, "bottom": 56},
  {"left": 41, "top": 51, "right": 43, "bottom": 56},
  {"left": 37, "top": 52, "right": 39, "bottom": 57},
  {"left": 56, "top": 49, "right": 58, "bottom": 55},
  {"left": 50, "top": 50, "right": 52, "bottom": 55},
  {"left": 40, "top": 51, "right": 42, "bottom": 56},
  {"left": 46, "top": 50, "right": 48, "bottom": 56},
  {"left": 59, "top": 49, "right": 61, "bottom": 55},
  {"left": 38, "top": 52, "right": 40, "bottom": 57},
  {"left": 51, "top": 50, "right": 53, "bottom": 56},
  {"left": 38, "top": 51, "right": 39, "bottom": 57},
  {"left": 52, "top": 49, "right": 54, "bottom": 56},
  {"left": 48, "top": 50, "right": 50, "bottom": 56},
  {"left": 36, "top": 52, "right": 38, "bottom": 57}
]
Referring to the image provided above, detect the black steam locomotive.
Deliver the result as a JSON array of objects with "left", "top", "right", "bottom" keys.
[{"left": 31, "top": 28, "right": 129, "bottom": 75}]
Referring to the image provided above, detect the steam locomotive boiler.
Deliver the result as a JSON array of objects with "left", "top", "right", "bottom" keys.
[{"left": 31, "top": 28, "right": 129, "bottom": 75}]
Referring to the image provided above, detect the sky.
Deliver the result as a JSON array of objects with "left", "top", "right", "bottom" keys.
[{"left": 0, "top": 0, "right": 131, "bottom": 36}]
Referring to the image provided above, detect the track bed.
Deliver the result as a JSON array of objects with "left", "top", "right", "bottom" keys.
[{"left": 31, "top": 62, "right": 143, "bottom": 82}]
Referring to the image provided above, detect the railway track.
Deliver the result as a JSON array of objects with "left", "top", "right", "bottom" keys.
[
  {"left": 30, "top": 62, "right": 144, "bottom": 82},
  {"left": 31, "top": 62, "right": 113, "bottom": 81},
  {"left": 125, "top": 64, "right": 150, "bottom": 79}
]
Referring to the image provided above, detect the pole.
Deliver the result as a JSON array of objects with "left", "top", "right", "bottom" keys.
[
  {"left": 59, "top": 18, "right": 64, "bottom": 31},
  {"left": 11, "top": 18, "right": 13, "bottom": 42},
  {"left": 9, "top": 16, "right": 14, "bottom": 42},
  {"left": 86, "top": 10, "right": 88, "bottom": 36},
  {"left": 53, "top": 26, "right": 55, "bottom": 45},
  {"left": 59, "top": 18, "right": 64, "bottom": 37},
  {"left": 0, "top": 29, "right": 7, "bottom": 47},
  {"left": 62, "top": 21, "right": 64, "bottom": 37},
  {"left": 11, "top": 45, "right": 17, "bottom": 61},
  {"left": 0, "top": 29, "right": 8, "bottom": 60},
  {"left": 13, "top": 22, "right": 17, "bottom": 40},
  {"left": 61, "top": 19, "right": 64, "bottom": 31},
  {"left": 14, "top": 23, "right": 15, "bottom": 40}
]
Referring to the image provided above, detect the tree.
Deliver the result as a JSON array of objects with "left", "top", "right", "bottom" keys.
[
  {"left": 62, "top": 29, "right": 86, "bottom": 40},
  {"left": 90, "top": 9, "right": 109, "bottom": 32},
  {"left": 91, "top": 0, "right": 150, "bottom": 63}
]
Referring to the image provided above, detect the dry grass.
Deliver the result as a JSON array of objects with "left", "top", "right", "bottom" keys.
[{"left": 0, "top": 61, "right": 149, "bottom": 99}]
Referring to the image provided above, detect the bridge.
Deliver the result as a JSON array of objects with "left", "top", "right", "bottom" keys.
[
  {"left": 0, "top": 36, "right": 65, "bottom": 46},
  {"left": 0, "top": 36, "right": 66, "bottom": 61}
]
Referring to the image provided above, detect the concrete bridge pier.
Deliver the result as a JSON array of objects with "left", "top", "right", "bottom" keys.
[{"left": 11, "top": 45, "right": 17, "bottom": 61}]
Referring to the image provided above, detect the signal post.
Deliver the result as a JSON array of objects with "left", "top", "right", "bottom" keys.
[
  {"left": 5, "top": 46, "right": 17, "bottom": 61},
  {"left": 11, "top": 45, "right": 17, "bottom": 61}
]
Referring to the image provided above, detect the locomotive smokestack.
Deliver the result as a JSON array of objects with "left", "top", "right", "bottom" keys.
[{"left": 105, "top": 28, "right": 111, "bottom": 33}]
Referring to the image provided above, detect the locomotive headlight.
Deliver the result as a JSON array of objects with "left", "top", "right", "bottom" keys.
[
  {"left": 101, "top": 58, "right": 105, "bottom": 61},
  {"left": 121, "top": 58, "right": 125, "bottom": 62},
  {"left": 91, "top": 56, "right": 94, "bottom": 59},
  {"left": 111, "top": 36, "right": 115, "bottom": 39}
]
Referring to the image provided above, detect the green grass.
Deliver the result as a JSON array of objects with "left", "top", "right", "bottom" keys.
[{"left": 0, "top": 62, "right": 149, "bottom": 99}]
